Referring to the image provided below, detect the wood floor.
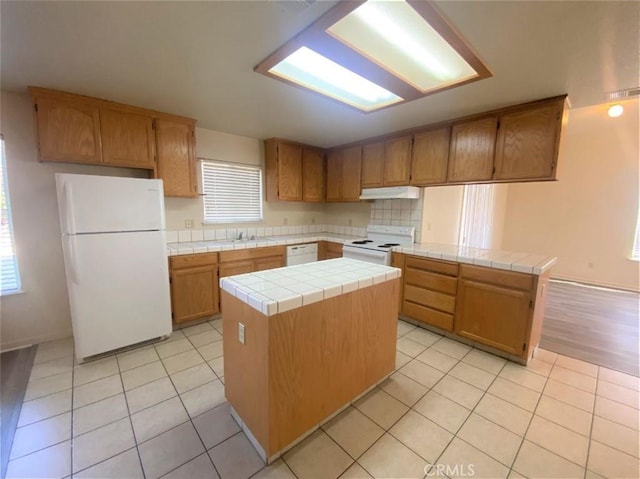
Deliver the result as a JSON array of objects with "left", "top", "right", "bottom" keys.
[
  {"left": 540, "top": 280, "right": 639, "bottom": 377},
  {"left": 0, "top": 345, "right": 36, "bottom": 479}
]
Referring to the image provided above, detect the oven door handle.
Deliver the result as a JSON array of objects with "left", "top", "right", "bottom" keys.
[{"left": 343, "top": 246, "right": 390, "bottom": 265}]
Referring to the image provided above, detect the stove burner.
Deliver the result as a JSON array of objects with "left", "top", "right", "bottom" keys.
[
  {"left": 352, "top": 240, "right": 374, "bottom": 244},
  {"left": 378, "top": 243, "right": 400, "bottom": 248}
]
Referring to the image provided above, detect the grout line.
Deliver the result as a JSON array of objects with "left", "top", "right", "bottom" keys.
[
  {"left": 113, "top": 346, "right": 147, "bottom": 479},
  {"left": 583, "top": 368, "right": 600, "bottom": 478},
  {"left": 156, "top": 340, "right": 224, "bottom": 479},
  {"left": 69, "top": 345, "right": 75, "bottom": 478}
]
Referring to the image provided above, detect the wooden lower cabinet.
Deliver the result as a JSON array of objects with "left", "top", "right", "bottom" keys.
[
  {"left": 219, "top": 246, "right": 286, "bottom": 278},
  {"left": 398, "top": 254, "right": 548, "bottom": 360},
  {"left": 455, "top": 278, "right": 531, "bottom": 356},
  {"left": 169, "top": 253, "right": 219, "bottom": 324},
  {"left": 318, "top": 241, "right": 343, "bottom": 260},
  {"left": 219, "top": 260, "right": 253, "bottom": 278},
  {"left": 401, "top": 256, "right": 458, "bottom": 332}
]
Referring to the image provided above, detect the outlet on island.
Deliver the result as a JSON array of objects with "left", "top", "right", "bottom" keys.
[{"left": 184, "top": 219, "right": 193, "bottom": 229}]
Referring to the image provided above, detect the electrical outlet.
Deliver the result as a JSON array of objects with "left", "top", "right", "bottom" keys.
[
  {"left": 283, "top": 217, "right": 288, "bottom": 225},
  {"left": 311, "top": 217, "right": 315, "bottom": 224},
  {"left": 238, "top": 323, "right": 245, "bottom": 344},
  {"left": 185, "top": 219, "right": 193, "bottom": 229},
  {"left": 348, "top": 219, "right": 353, "bottom": 226}
]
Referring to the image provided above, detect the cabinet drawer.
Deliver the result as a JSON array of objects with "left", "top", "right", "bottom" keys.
[
  {"left": 219, "top": 260, "right": 254, "bottom": 278},
  {"left": 406, "top": 256, "right": 458, "bottom": 277},
  {"left": 460, "top": 264, "right": 533, "bottom": 291},
  {"left": 169, "top": 252, "right": 218, "bottom": 269},
  {"left": 220, "top": 245, "right": 286, "bottom": 263},
  {"left": 404, "top": 268, "right": 457, "bottom": 295},
  {"left": 404, "top": 285, "right": 455, "bottom": 314},
  {"left": 402, "top": 301, "right": 453, "bottom": 332}
]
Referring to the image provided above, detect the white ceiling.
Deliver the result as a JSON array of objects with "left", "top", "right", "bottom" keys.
[{"left": 1, "top": 1, "right": 638, "bottom": 148}]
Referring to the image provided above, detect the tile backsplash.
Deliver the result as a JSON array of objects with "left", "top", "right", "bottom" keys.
[
  {"left": 166, "top": 224, "right": 368, "bottom": 243},
  {"left": 370, "top": 198, "right": 423, "bottom": 242}
]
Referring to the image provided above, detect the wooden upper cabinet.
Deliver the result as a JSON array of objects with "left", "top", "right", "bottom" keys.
[
  {"left": 384, "top": 135, "right": 412, "bottom": 186},
  {"left": 361, "top": 136, "right": 411, "bottom": 187},
  {"left": 302, "top": 148, "right": 325, "bottom": 202},
  {"left": 33, "top": 95, "right": 102, "bottom": 164},
  {"left": 494, "top": 100, "right": 564, "bottom": 181},
  {"left": 100, "top": 109, "right": 155, "bottom": 169},
  {"left": 29, "top": 87, "right": 198, "bottom": 188},
  {"left": 341, "top": 146, "right": 363, "bottom": 201},
  {"left": 155, "top": 118, "right": 197, "bottom": 198},
  {"left": 265, "top": 139, "right": 324, "bottom": 202},
  {"left": 277, "top": 142, "right": 303, "bottom": 201},
  {"left": 361, "top": 142, "right": 385, "bottom": 188},
  {"left": 325, "top": 150, "right": 342, "bottom": 202},
  {"left": 447, "top": 116, "right": 498, "bottom": 183},
  {"left": 326, "top": 146, "right": 362, "bottom": 202},
  {"left": 411, "top": 127, "right": 450, "bottom": 185}
]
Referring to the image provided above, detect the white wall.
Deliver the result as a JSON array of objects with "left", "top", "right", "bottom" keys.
[
  {"left": 420, "top": 185, "right": 465, "bottom": 244},
  {"left": 0, "top": 92, "right": 147, "bottom": 351},
  {"left": 501, "top": 100, "right": 640, "bottom": 291}
]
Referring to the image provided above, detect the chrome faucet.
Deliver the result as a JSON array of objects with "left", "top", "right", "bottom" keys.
[{"left": 237, "top": 231, "right": 244, "bottom": 240}]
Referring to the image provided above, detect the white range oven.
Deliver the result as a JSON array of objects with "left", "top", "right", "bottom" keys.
[{"left": 342, "top": 225, "right": 415, "bottom": 265}]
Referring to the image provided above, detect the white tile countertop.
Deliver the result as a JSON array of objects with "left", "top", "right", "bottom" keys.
[
  {"left": 220, "top": 258, "right": 401, "bottom": 316},
  {"left": 396, "top": 243, "right": 557, "bottom": 274},
  {"left": 166, "top": 233, "right": 364, "bottom": 256}
]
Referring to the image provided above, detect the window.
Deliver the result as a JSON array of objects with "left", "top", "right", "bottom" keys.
[
  {"left": 632, "top": 208, "right": 640, "bottom": 261},
  {"left": 255, "top": 0, "right": 491, "bottom": 112},
  {"left": 201, "top": 160, "right": 263, "bottom": 224},
  {"left": 458, "top": 184, "right": 496, "bottom": 249},
  {"left": 0, "top": 136, "right": 21, "bottom": 295}
]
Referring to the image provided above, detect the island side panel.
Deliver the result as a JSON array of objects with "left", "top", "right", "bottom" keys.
[
  {"left": 351, "top": 279, "right": 398, "bottom": 398},
  {"left": 525, "top": 269, "right": 551, "bottom": 360},
  {"left": 267, "top": 279, "right": 399, "bottom": 455},
  {"left": 221, "top": 291, "right": 270, "bottom": 450},
  {"left": 268, "top": 301, "right": 325, "bottom": 454}
]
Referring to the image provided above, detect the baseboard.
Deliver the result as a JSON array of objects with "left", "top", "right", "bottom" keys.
[
  {"left": 550, "top": 275, "right": 640, "bottom": 293},
  {"left": 0, "top": 329, "right": 73, "bottom": 354}
]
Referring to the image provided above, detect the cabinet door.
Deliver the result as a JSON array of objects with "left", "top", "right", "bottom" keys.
[
  {"left": 302, "top": 148, "right": 325, "bottom": 202},
  {"left": 325, "top": 150, "right": 342, "bottom": 202},
  {"left": 170, "top": 264, "right": 219, "bottom": 324},
  {"left": 361, "top": 142, "right": 385, "bottom": 188},
  {"left": 278, "top": 142, "right": 302, "bottom": 201},
  {"left": 254, "top": 256, "right": 285, "bottom": 271},
  {"left": 155, "top": 119, "right": 197, "bottom": 198},
  {"left": 219, "top": 260, "right": 254, "bottom": 278},
  {"left": 447, "top": 117, "right": 497, "bottom": 183},
  {"left": 494, "top": 102, "right": 563, "bottom": 180},
  {"left": 455, "top": 279, "right": 530, "bottom": 355},
  {"left": 384, "top": 136, "right": 411, "bottom": 186},
  {"left": 411, "top": 127, "right": 450, "bottom": 185},
  {"left": 341, "top": 146, "right": 362, "bottom": 201},
  {"left": 100, "top": 109, "right": 154, "bottom": 168},
  {"left": 35, "top": 96, "right": 102, "bottom": 164}
]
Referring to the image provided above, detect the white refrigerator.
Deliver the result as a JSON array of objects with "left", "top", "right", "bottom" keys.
[{"left": 55, "top": 173, "right": 172, "bottom": 362}]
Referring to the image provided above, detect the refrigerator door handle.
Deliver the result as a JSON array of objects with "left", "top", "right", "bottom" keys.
[
  {"left": 63, "top": 182, "right": 77, "bottom": 235},
  {"left": 63, "top": 235, "right": 80, "bottom": 285}
]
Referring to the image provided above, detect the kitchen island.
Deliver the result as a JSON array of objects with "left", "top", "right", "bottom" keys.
[{"left": 220, "top": 258, "right": 400, "bottom": 463}]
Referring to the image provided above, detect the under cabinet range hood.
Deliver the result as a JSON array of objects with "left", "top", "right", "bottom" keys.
[{"left": 359, "top": 186, "right": 420, "bottom": 200}]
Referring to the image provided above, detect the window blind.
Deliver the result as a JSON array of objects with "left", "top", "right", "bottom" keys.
[
  {"left": 201, "top": 161, "right": 263, "bottom": 223},
  {"left": 0, "top": 137, "right": 21, "bottom": 294},
  {"left": 458, "top": 184, "right": 496, "bottom": 249}
]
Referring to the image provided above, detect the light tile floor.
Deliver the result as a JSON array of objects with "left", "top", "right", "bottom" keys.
[{"left": 6, "top": 319, "right": 640, "bottom": 479}]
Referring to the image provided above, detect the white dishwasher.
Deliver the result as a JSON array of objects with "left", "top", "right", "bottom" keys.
[{"left": 286, "top": 243, "right": 318, "bottom": 266}]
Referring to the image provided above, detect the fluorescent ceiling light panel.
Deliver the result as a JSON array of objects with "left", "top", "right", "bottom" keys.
[
  {"left": 268, "top": 46, "right": 403, "bottom": 111},
  {"left": 327, "top": 0, "right": 479, "bottom": 92}
]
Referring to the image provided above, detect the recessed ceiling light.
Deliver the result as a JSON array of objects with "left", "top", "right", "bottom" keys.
[
  {"left": 608, "top": 104, "right": 624, "bottom": 117},
  {"left": 255, "top": 0, "right": 491, "bottom": 112}
]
